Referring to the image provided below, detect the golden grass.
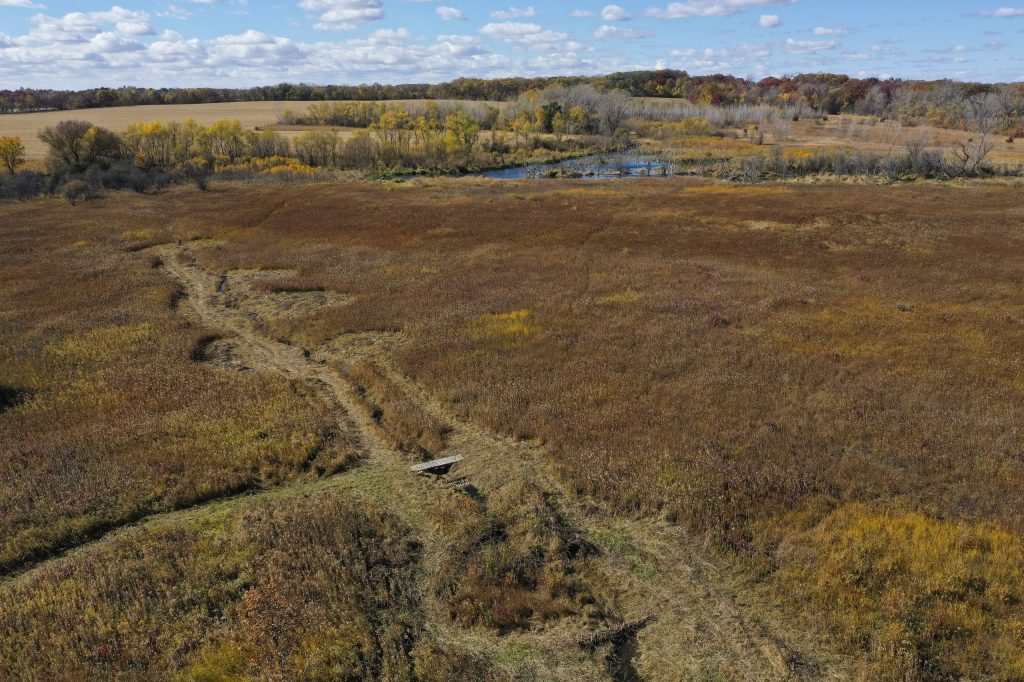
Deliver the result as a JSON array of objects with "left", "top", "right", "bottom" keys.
[
  {"left": 470, "top": 309, "right": 541, "bottom": 347},
  {"left": 683, "top": 184, "right": 794, "bottom": 195},
  {"left": 0, "top": 490, "right": 436, "bottom": 680},
  {"left": 346, "top": 359, "right": 448, "bottom": 457},
  {"left": 431, "top": 480, "right": 601, "bottom": 634},
  {"left": 777, "top": 503, "right": 1024, "bottom": 680},
  {"left": 787, "top": 114, "right": 1024, "bottom": 164}
]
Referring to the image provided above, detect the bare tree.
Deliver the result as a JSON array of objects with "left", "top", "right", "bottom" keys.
[
  {"left": 767, "top": 115, "right": 790, "bottom": 142},
  {"left": 995, "top": 85, "right": 1022, "bottom": 131},
  {"left": 597, "top": 90, "right": 631, "bottom": 136},
  {"left": 904, "top": 131, "right": 932, "bottom": 168},
  {"left": 946, "top": 92, "right": 998, "bottom": 176},
  {"left": 881, "top": 119, "right": 903, "bottom": 155},
  {"left": 930, "top": 80, "right": 967, "bottom": 129},
  {"left": 859, "top": 84, "right": 888, "bottom": 116}
]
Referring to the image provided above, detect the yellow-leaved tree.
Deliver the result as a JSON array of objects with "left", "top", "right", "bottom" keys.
[{"left": 0, "top": 135, "right": 26, "bottom": 175}]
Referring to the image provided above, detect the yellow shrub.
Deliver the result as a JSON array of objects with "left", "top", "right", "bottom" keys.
[
  {"left": 778, "top": 503, "right": 1024, "bottom": 679},
  {"left": 469, "top": 309, "right": 540, "bottom": 347},
  {"left": 45, "top": 323, "right": 153, "bottom": 365}
]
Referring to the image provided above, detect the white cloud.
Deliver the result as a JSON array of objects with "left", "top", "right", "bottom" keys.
[
  {"left": 157, "top": 5, "right": 193, "bottom": 20},
  {"left": 299, "top": 0, "right": 384, "bottom": 31},
  {"left": 0, "top": 0, "right": 43, "bottom": 7},
  {"left": 758, "top": 14, "right": 780, "bottom": 28},
  {"left": 666, "top": 42, "right": 772, "bottom": 71},
  {"left": 17, "top": 7, "right": 154, "bottom": 44},
  {"left": 645, "top": 0, "right": 797, "bottom": 19},
  {"left": 992, "top": 7, "right": 1024, "bottom": 17},
  {"left": 812, "top": 26, "right": 849, "bottom": 35},
  {"left": 783, "top": 37, "right": 836, "bottom": 53},
  {"left": 436, "top": 6, "right": 466, "bottom": 21},
  {"left": 0, "top": 0, "right": 1016, "bottom": 88},
  {"left": 490, "top": 6, "right": 535, "bottom": 20},
  {"left": 207, "top": 30, "right": 304, "bottom": 67},
  {"left": 601, "top": 4, "right": 631, "bottom": 20},
  {"left": 594, "top": 25, "right": 652, "bottom": 38},
  {"left": 479, "top": 21, "right": 570, "bottom": 46}
]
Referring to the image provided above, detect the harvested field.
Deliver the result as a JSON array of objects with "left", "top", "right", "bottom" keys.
[{"left": 0, "top": 99, "right": 502, "bottom": 160}]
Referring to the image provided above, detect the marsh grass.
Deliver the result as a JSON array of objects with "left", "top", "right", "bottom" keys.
[
  {"left": 777, "top": 503, "right": 1024, "bottom": 679},
  {"left": 3, "top": 179, "right": 1024, "bottom": 676},
  {"left": 345, "top": 359, "right": 448, "bottom": 457},
  {"left": 431, "top": 480, "right": 602, "bottom": 634},
  {"left": 0, "top": 491, "right": 434, "bottom": 681},
  {"left": 0, "top": 200, "right": 354, "bottom": 570}
]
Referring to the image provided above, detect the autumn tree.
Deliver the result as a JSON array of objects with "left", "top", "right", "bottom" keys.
[
  {"left": 123, "top": 122, "right": 175, "bottom": 168},
  {"left": 552, "top": 112, "right": 567, "bottom": 144},
  {"left": 566, "top": 105, "right": 589, "bottom": 135},
  {"left": 444, "top": 111, "right": 480, "bottom": 157},
  {"left": 0, "top": 136, "right": 26, "bottom": 175},
  {"left": 199, "top": 119, "right": 246, "bottom": 162},
  {"left": 38, "top": 120, "right": 93, "bottom": 170},
  {"left": 293, "top": 130, "right": 338, "bottom": 167}
]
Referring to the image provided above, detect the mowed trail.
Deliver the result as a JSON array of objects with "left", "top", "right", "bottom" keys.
[{"left": 3, "top": 238, "right": 848, "bottom": 680}]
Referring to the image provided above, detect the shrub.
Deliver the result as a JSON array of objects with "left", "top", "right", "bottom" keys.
[
  {"left": 0, "top": 170, "right": 45, "bottom": 201},
  {"left": 0, "top": 493, "right": 425, "bottom": 680},
  {"left": 61, "top": 179, "right": 94, "bottom": 205},
  {"left": 178, "top": 156, "right": 211, "bottom": 190}
]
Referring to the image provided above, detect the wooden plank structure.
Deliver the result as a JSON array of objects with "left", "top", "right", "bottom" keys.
[{"left": 410, "top": 455, "right": 463, "bottom": 476}]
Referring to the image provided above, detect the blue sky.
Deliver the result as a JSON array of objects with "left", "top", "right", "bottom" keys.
[{"left": 1, "top": 1, "right": 1022, "bottom": 89}]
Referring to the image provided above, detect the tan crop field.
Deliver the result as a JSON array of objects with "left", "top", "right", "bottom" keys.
[
  {"left": 3, "top": 175, "right": 1024, "bottom": 680},
  {"left": 0, "top": 99, "right": 501, "bottom": 160}
]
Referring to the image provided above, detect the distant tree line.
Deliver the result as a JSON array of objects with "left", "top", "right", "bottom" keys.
[{"left": 3, "top": 71, "right": 1022, "bottom": 130}]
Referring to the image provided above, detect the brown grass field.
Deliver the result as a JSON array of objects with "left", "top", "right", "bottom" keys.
[
  {"left": 786, "top": 115, "right": 1024, "bottom": 164},
  {"left": 2, "top": 175, "right": 1024, "bottom": 679}
]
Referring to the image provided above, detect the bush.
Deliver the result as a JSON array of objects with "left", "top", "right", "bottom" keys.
[
  {"left": 61, "top": 179, "right": 94, "bottom": 205},
  {"left": 0, "top": 170, "right": 45, "bottom": 201},
  {"left": 178, "top": 157, "right": 211, "bottom": 190}
]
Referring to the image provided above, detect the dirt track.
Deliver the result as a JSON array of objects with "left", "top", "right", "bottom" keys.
[{"left": 4, "top": 237, "right": 850, "bottom": 680}]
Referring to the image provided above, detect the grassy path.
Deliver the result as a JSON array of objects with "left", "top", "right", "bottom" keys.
[{"left": 2, "top": 238, "right": 851, "bottom": 680}]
